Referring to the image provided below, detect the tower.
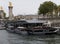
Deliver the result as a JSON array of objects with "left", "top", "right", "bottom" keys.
[
  {"left": 0, "top": 6, "right": 4, "bottom": 19},
  {"left": 8, "top": 2, "right": 14, "bottom": 20}
]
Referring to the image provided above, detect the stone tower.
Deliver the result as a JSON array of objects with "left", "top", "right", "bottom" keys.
[
  {"left": 8, "top": 2, "right": 14, "bottom": 20},
  {"left": 0, "top": 6, "right": 4, "bottom": 19}
]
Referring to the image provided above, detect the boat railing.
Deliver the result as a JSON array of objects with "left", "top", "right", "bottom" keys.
[
  {"left": 17, "top": 27, "right": 26, "bottom": 29},
  {"left": 8, "top": 26, "right": 14, "bottom": 28}
]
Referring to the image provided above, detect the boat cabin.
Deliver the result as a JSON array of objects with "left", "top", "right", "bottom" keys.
[
  {"left": 23, "top": 20, "right": 47, "bottom": 28},
  {"left": 6, "top": 20, "right": 51, "bottom": 29}
]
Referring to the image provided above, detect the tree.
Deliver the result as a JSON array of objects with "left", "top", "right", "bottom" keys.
[
  {"left": 57, "top": 5, "right": 60, "bottom": 16},
  {"left": 4, "top": 12, "right": 6, "bottom": 18},
  {"left": 38, "top": 1, "right": 57, "bottom": 16}
]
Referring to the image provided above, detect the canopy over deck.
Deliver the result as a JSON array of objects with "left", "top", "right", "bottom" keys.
[{"left": 26, "top": 20, "right": 47, "bottom": 24}]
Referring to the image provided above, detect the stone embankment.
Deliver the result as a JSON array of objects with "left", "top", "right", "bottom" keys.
[{"left": 38, "top": 17, "right": 60, "bottom": 27}]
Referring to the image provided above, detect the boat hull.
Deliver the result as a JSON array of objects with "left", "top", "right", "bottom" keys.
[
  {"left": 6, "top": 28, "right": 15, "bottom": 33},
  {"left": 14, "top": 28, "right": 57, "bottom": 35},
  {"left": 15, "top": 29, "right": 28, "bottom": 35}
]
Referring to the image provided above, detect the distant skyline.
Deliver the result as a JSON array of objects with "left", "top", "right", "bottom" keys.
[{"left": 0, "top": 0, "right": 60, "bottom": 16}]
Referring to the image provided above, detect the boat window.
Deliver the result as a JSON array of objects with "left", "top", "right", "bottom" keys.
[{"left": 49, "top": 29, "right": 55, "bottom": 31}]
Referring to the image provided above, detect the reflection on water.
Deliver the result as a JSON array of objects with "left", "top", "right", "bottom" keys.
[{"left": 0, "top": 30, "right": 60, "bottom": 44}]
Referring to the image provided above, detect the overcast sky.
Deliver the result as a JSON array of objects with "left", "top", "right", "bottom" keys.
[{"left": 0, "top": 0, "right": 60, "bottom": 16}]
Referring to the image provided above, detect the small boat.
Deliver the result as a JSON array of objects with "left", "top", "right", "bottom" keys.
[
  {"left": 0, "top": 23, "right": 6, "bottom": 30},
  {"left": 15, "top": 27, "right": 27, "bottom": 35},
  {"left": 6, "top": 25, "right": 15, "bottom": 33},
  {"left": 5, "top": 20, "right": 15, "bottom": 33}
]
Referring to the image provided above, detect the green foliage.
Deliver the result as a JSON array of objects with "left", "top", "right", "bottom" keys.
[
  {"left": 4, "top": 12, "right": 6, "bottom": 18},
  {"left": 38, "top": 1, "right": 57, "bottom": 16},
  {"left": 58, "top": 5, "right": 60, "bottom": 11}
]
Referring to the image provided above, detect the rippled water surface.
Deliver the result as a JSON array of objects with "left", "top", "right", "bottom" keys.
[{"left": 0, "top": 30, "right": 60, "bottom": 44}]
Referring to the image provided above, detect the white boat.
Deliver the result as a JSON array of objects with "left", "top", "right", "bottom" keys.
[
  {"left": 6, "top": 19, "right": 58, "bottom": 35},
  {"left": 6, "top": 26, "right": 15, "bottom": 33},
  {"left": 14, "top": 20, "right": 57, "bottom": 35},
  {"left": 15, "top": 26, "right": 27, "bottom": 35}
]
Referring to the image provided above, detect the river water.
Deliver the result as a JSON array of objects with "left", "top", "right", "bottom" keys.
[{"left": 0, "top": 30, "right": 60, "bottom": 44}]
